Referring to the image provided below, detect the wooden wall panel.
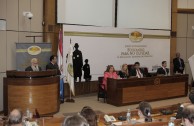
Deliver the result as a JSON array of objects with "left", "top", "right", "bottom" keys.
[
  {"left": 43, "top": 0, "right": 60, "bottom": 54},
  {"left": 172, "top": 0, "right": 178, "bottom": 13},
  {"left": 31, "top": 0, "right": 43, "bottom": 32},
  {"left": 0, "top": 0, "right": 6, "bottom": 19},
  {"left": 6, "top": 0, "right": 19, "bottom": 31},
  {"left": 172, "top": 13, "right": 177, "bottom": 32},
  {"left": 0, "top": 31, "right": 7, "bottom": 72},
  {"left": 6, "top": 31, "right": 18, "bottom": 70},
  {"left": 18, "top": 0, "right": 31, "bottom": 31}
]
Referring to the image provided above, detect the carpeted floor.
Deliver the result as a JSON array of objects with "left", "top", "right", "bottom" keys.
[{"left": 54, "top": 93, "right": 189, "bottom": 117}]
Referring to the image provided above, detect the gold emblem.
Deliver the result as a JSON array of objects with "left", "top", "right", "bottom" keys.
[
  {"left": 27, "top": 46, "right": 42, "bottom": 55},
  {"left": 154, "top": 78, "right": 160, "bottom": 85},
  {"left": 129, "top": 31, "right": 143, "bottom": 42},
  {"left": 67, "top": 63, "right": 74, "bottom": 77}
]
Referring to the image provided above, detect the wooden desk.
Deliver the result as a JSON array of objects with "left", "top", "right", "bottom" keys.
[
  {"left": 3, "top": 70, "right": 60, "bottom": 116},
  {"left": 107, "top": 75, "right": 188, "bottom": 106},
  {"left": 33, "top": 104, "right": 181, "bottom": 126}
]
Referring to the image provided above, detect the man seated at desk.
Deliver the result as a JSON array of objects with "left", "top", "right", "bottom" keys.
[
  {"left": 25, "top": 58, "right": 42, "bottom": 71},
  {"left": 157, "top": 61, "right": 169, "bottom": 76},
  {"left": 130, "top": 62, "right": 144, "bottom": 78}
]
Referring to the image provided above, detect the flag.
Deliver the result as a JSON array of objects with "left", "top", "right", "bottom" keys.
[
  {"left": 189, "top": 54, "right": 194, "bottom": 79},
  {"left": 66, "top": 41, "right": 75, "bottom": 96},
  {"left": 57, "top": 29, "right": 63, "bottom": 73},
  {"left": 57, "top": 29, "right": 64, "bottom": 100}
]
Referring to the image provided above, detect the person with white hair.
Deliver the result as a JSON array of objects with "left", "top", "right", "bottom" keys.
[
  {"left": 62, "top": 114, "right": 89, "bottom": 126},
  {"left": 8, "top": 109, "right": 23, "bottom": 126},
  {"left": 25, "top": 58, "right": 42, "bottom": 71}
]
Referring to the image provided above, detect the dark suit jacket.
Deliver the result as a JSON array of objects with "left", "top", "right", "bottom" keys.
[
  {"left": 25, "top": 66, "right": 42, "bottom": 71},
  {"left": 173, "top": 58, "right": 185, "bottom": 73},
  {"left": 118, "top": 71, "right": 129, "bottom": 79},
  {"left": 46, "top": 62, "right": 61, "bottom": 75},
  {"left": 130, "top": 68, "right": 144, "bottom": 77},
  {"left": 157, "top": 67, "right": 169, "bottom": 75}
]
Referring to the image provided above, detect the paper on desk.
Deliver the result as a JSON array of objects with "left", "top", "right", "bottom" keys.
[
  {"left": 112, "top": 121, "right": 122, "bottom": 126},
  {"left": 188, "top": 54, "right": 194, "bottom": 79}
]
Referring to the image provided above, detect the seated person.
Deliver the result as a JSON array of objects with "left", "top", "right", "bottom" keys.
[
  {"left": 118, "top": 64, "right": 129, "bottom": 79},
  {"left": 8, "top": 109, "right": 23, "bottom": 126},
  {"left": 130, "top": 62, "right": 144, "bottom": 78},
  {"left": 182, "top": 104, "right": 194, "bottom": 126},
  {"left": 62, "top": 114, "right": 89, "bottom": 126},
  {"left": 25, "top": 58, "right": 42, "bottom": 71},
  {"left": 136, "top": 101, "right": 152, "bottom": 123},
  {"left": 157, "top": 61, "right": 169, "bottom": 76},
  {"left": 80, "top": 106, "right": 97, "bottom": 126},
  {"left": 102, "top": 65, "right": 118, "bottom": 90},
  {"left": 176, "top": 91, "right": 194, "bottom": 119}
]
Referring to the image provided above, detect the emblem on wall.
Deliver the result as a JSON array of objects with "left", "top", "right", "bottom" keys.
[
  {"left": 27, "top": 46, "right": 42, "bottom": 55},
  {"left": 129, "top": 31, "right": 143, "bottom": 42}
]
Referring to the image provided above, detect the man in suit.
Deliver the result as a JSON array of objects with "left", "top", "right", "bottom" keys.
[
  {"left": 46, "top": 55, "right": 61, "bottom": 75},
  {"left": 130, "top": 62, "right": 144, "bottom": 78},
  {"left": 157, "top": 61, "right": 169, "bottom": 76},
  {"left": 173, "top": 52, "right": 185, "bottom": 74},
  {"left": 25, "top": 58, "right": 42, "bottom": 71},
  {"left": 46, "top": 55, "right": 64, "bottom": 103}
]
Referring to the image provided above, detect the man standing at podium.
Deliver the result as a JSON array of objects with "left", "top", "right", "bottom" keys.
[
  {"left": 25, "top": 58, "right": 42, "bottom": 71},
  {"left": 46, "top": 55, "right": 61, "bottom": 75},
  {"left": 173, "top": 52, "right": 185, "bottom": 74},
  {"left": 46, "top": 55, "right": 64, "bottom": 103}
]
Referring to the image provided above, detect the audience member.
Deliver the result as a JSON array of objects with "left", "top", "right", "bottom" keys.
[
  {"left": 8, "top": 109, "right": 23, "bottom": 126},
  {"left": 130, "top": 62, "right": 144, "bottom": 78},
  {"left": 176, "top": 91, "right": 194, "bottom": 119},
  {"left": 102, "top": 65, "right": 118, "bottom": 90},
  {"left": 62, "top": 114, "right": 89, "bottom": 126},
  {"left": 25, "top": 58, "right": 42, "bottom": 71},
  {"left": 118, "top": 64, "right": 129, "bottom": 79},
  {"left": 173, "top": 52, "right": 185, "bottom": 74},
  {"left": 80, "top": 106, "right": 97, "bottom": 126},
  {"left": 182, "top": 104, "right": 194, "bottom": 126},
  {"left": 157, "top": 61, "right": 169, "bottom": 76},
  {"left": 136, "top": 101, "right": 152, "bottom": 123}
]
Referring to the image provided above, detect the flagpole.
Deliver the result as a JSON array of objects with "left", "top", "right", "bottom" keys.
[
  {"left": 65, "top": 38, "right": 75, "bottom": 103},
  {"left": 65, "top": 87, "right": 75, "bottom": 102}
]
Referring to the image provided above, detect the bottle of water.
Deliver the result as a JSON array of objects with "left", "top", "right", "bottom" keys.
[
  {"left": 26, "top": 108, "right": 30, "bottom": 118},
  {"left": 168, "top": 117, "right": 175, "bottom": 126},
  {"left": 126, "top": 108, "right": 131, "bottom": 124}
]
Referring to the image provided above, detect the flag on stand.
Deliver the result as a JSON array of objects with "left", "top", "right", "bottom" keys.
[
  {"left": 189, "top": 54, "right": 194, "bottom": 79},
  {"left": 66, "top": 41, "right": 75, "bottom": 96},
  {"left": 57, "top": 29, "right": 64, "bottom": 101},
  {"left": 57, "top": 29, "right": 63, "bottom": 73}
]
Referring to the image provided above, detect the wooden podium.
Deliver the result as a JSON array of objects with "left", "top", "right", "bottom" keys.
[
  {"left": 3, "top": 70, "right": 60, "bottom": 115},
  {"left": 107, "top": 74, "right": 189, "bottom": 106}
]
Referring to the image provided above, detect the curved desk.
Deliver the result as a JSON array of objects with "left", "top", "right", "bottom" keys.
[
  {"left": 3, "top": 70, "right": 60, "bottom": 115},
  {"left": 107, "top": 74, "right": 189, "bottom": 106}
]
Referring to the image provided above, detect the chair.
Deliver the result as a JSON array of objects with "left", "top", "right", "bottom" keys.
[{"left": 97, "top": 77, "right": 106, "bottom": 103}]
